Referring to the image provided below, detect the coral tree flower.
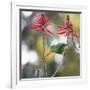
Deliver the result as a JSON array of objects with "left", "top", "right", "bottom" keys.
[
  {"left": 57, "top": 15, "right": 79, "bottom": 39},
  {"left": 32, "top": 14, "right": 53, "bottom": 34}
]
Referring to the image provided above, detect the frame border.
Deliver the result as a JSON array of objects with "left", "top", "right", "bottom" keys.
[{"left": 11, "top": 1, "right": 87, "bottom": 88}]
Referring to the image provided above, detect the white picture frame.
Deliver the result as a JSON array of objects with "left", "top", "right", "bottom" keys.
[{"left": 11, "top": 1, "right": 87, "bottom": 88}]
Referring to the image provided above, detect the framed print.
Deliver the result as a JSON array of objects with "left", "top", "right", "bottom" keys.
[{"left": 11, "top": 2, "right": 87, "bottom": 88}]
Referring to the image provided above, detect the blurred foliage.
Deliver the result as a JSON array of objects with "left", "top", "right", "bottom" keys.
[
  {"left": 47, "top": 60, "right": 56, "bottom": 77},
  {"left": 55, "top": 46, "right": 80, "bottom": 76},
  {"left": 51, "top": 43, "right": 66, "bottom": 54},
  {"left": 22, "top": 63, "right": 37, "bottom": 78}
]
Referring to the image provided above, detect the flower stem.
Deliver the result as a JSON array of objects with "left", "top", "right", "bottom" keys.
[
  {"left": 45, "top": 50, "right": 52, "bottom": 57},
  {"left": 42, "top": 29, "right": 47, "bottom": 77}
]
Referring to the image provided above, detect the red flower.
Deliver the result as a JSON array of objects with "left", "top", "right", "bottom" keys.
[
  {"left": 57, "top": 15, "right": 79, "bottom": 39},
  {"left": 32, "top": 14, "right": 53, "bottom": 35}
]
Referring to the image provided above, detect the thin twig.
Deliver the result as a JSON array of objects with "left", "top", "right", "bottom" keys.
[{"left": 51, "top": 65, "right": 61, "bottom": 77}]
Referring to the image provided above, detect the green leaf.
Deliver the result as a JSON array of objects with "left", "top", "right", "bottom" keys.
[{"left": 51, "top": 43, "right": 66, "bottom": 54}]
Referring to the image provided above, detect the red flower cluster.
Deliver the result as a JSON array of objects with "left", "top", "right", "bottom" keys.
[
  {"left": 32, "top": 14, "right": 53, "bottom": 35},
  {"left": 57, "top": 15, "right": 79, "bottom": 39}
]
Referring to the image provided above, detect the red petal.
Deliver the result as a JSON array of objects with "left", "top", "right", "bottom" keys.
[
  {"left": 45, "top": 30, "right": 54, "bottom": 34},
  {"left": 43, "top": 17, "right": 48, "bottom": 22},
  {"left": 56, "top": 31, "right": 66, "bottom": 35},
  {"left": 37, "top": 15, "right": 48, "bottom": 24},
  {"left": 72, "top": 32, "right": 79, "bottom": 38},
  {"left": 32, "top": 24, "right": 42, "bottom": 31},
  {"left": 32, "top": 24, "right": 41, "bottom": 28},
  {"left": 38, "top": 17, "right": 44, "bottom": 23},
  {"left": 35, "top": 27, "right": 42, "bottom": 31},
  {"left": 37, "top": 15, "right": 43, "bottom": 23}
]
